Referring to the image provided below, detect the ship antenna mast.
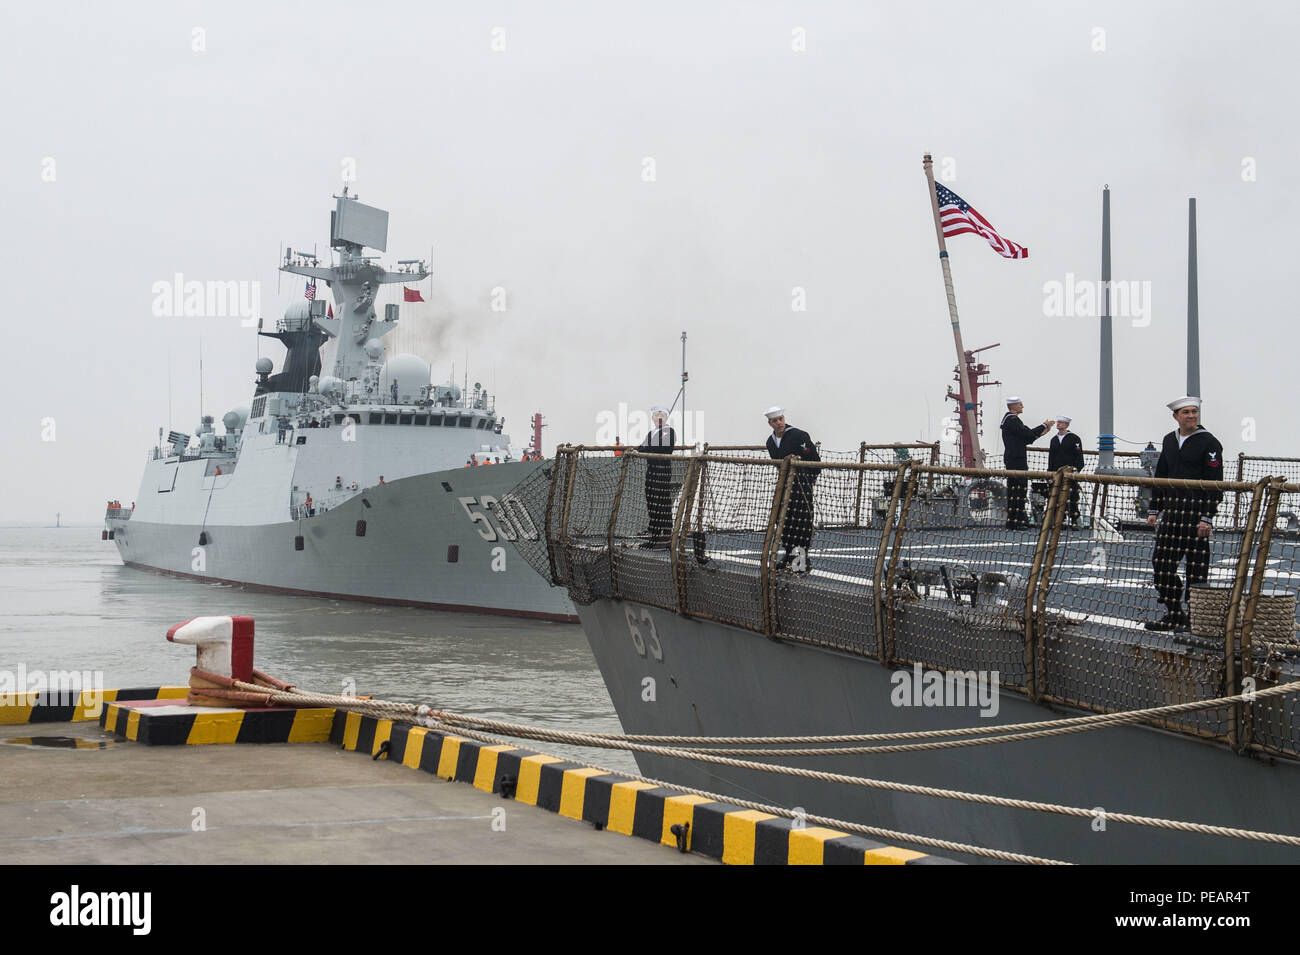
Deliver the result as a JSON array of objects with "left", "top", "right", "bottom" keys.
[{"left": 667, "top": 330, "right": 688, "bottom": 442}]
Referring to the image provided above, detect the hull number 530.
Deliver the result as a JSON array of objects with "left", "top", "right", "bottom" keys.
[{"left": 458, "top": 495, "right": 540, "bottom": 542}]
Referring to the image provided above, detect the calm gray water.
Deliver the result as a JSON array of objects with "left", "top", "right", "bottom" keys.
[{"left": 0, "top": 526, "right": 634, "bottom": 772}]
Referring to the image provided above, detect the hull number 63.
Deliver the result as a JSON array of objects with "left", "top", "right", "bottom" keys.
[{"left": 624, "top": 606, "right": 663, "bottom": 661}]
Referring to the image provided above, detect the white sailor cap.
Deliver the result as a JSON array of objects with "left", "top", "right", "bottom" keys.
[
  {"left": 1005, "top": 396, "right": 1022, "bottom": 405},
  {"left": 1056, "top": 414, "right": 1072, "bottom": 423},
  {"left": 763, "top": 406, "right": 785, "bottom": 419},
  {"left": 650, "top": 405, "right": 669, "bottom": 414},
  {"left": 1167, "top": 395, "right": 1201, "bottom": 412}
]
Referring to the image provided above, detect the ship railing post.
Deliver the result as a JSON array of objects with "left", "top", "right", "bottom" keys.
[
  {"left": 872, "top": 460, "right": 912, "bottom": 663},
  {"left": 853, "top": 441, "right": 868, "bottom": 526},
  {"left": 543, "top": 444, "right": 568, "bottom": 585},
  {"left": 881, "top": 462, "right": 924, "bottom": 666},
  {"left": 929, "top": 441, "right": 940, "bottom": 466},
  {"left": 761, "top": 457, "right": 794, "bottom": 640},
  {"left": 1229, "top": 478, "right": 1283, "bottom": 753},
  {"left": 1026, "top": 467, "right": 1071, "bottom": 702},
  {"left": 607, "top": 450, "right": 633, "bottom": 599},
  {"left": 691, "top": 454, "right": 710, "bottom": 574},
  {"left": 556, "top": 445, "right": 584, "bottom": 587},
  {"left": 1085, "top": 468, "right": 1101, "bottom": 529},
  {"left": 1233, "top": 452, "right": 1246, "bottom": 528},
  {"left": 670, "top": 454, "right": 704, "bottom": 616}
]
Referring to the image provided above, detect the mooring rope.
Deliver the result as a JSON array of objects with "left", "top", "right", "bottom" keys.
[
  {"left": 415, "top": 715, "right": 1069, "bottom": 865},
  {"left": 438, "top": 681, "right": 1300, "bottom": 757},
  {"left": 244, "top": 679, "right": 1298, "bottom": 753},
  {"left": 233, "top": 677, "right": 1300, "bottom": 850},
  {"left": 408, "top": 712, "right": 1300, "bottom": 849}
]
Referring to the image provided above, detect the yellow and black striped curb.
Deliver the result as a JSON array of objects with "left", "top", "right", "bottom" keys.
[
  {"left": 0, "top": 686, "right": 188, "bottom": 725},
  {"left": 100, "top": 700, "right": 335, "bottom": 745},
  {"left": 1, "top": 736, "right": 112, "bottom": 750},
  {"left": 332, "top": 711, "right": 956, "bottom": 866}
]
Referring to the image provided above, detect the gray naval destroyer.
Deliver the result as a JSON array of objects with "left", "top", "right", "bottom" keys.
[
  {"left": 104, "top": 190, "right": 575, "bottom": 622},
  {"left": 508, "top": 444, "right": 1300, "bottom": 863}
]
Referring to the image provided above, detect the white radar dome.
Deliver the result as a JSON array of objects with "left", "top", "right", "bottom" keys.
[
  {"left": 284, "top": 300, "right": 311, "bottom": 323},
  {"left": 318, "top": 376, "right": 345, "bottom": 398},
  {"left": 380, "top": 355, "right": 431, "bottom": 400},
  {"left": 365, "top": 339, "right": 384, "bottom": 361},
  {"left": 255, "top": 357, "right": 273, "bottom": 374},
  {"left": 308, "top": 375, "right": 320, "bottom": 391}
]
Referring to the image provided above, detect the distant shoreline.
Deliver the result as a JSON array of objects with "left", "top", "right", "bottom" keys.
[{"left": 0, "top": 522, "right": 99, "bottom": 529}]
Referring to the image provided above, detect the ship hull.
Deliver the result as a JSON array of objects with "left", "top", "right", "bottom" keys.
[
  {"left": 577, "top": 597, "right": 1300, "bottom": 864},
  {"left": 108, "top": 465, "right": 575, "bottom": 622}
]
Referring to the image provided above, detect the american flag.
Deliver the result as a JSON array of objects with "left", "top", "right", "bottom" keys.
[
  {"left": 936, "top": 183, "right": 1028, "bottom": 259},
  {"left": 304, "top": 280, "right": 316, "bottom": 301}
]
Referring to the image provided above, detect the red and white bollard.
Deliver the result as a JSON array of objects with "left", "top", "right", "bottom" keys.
[{"left": 166, "top": 616, "right": 294, "bottom": 707}]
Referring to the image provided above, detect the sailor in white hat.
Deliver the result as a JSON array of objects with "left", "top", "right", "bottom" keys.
[
  {"left": 636, "top": 405, "right": 677, "bottom": 547},
  {"left": 1144, "top": 396, "right": 1224, "bottom": 631},
  {"left": 1000, "top": 396, "right": 1055, "bottom": 529},
  {"left": 1046, "top": 414, "right": 1085, "bottom": 526},
  {"left": 763, "top": 406, "right": 820, "bottom": 572}
]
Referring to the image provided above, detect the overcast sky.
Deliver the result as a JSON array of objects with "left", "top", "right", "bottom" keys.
[{"left": 3, "top": 1, "right": 1294, "bottom": 522}]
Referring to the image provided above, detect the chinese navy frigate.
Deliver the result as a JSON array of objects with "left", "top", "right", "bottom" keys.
[{"left": 103, "top": 189, "right": 575, "bottom": 622}]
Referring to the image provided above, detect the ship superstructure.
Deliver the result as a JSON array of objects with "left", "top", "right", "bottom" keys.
[{"left": 105, "top": 191, "right": 574, "bottom": 621}]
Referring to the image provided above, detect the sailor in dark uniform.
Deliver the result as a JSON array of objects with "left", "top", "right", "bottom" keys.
[
  {"left": 764, "top": 406, "right": 821, "bottom": 571},
  {"left": 1144, "top": 396, "right": 1224, "bottom": 632},
  {"left": 1046, "top": 414, "right": 1085, "bottom": 526},
  {"left": 1000, "top": 396, "right": 1053, "bottom": 528},
  {"left": 638, "top": 405, "right": 676, "bottom": 547}
]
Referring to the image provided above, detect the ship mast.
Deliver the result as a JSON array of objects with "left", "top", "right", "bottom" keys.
[
  {"left": 923, "top": 154, "right": 983, "bottom": 468},
  {"left": 1187, "top": 197, "right": 1200, "bottom": 396},
  {"left": 946, "top": 344, "right": 1001, "bottom": 467},
  {"left": 1098, "top": 186, "right": 1115, "bottom": 473},
  {"left": 280, "top": 186, "right": 429, "bottom": 387}
]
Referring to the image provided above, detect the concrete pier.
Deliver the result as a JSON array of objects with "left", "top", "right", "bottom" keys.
[{"left": 0, "top": 719, "right": 710, "bottom": 865}]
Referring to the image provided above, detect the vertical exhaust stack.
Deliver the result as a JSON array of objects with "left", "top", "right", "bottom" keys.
[
  {"left": 1097, "top": 186, "right": 1115, "bottom": 474},
  {"left": 1187, "top": 198, "right": 1200, "bottom": 397}
]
